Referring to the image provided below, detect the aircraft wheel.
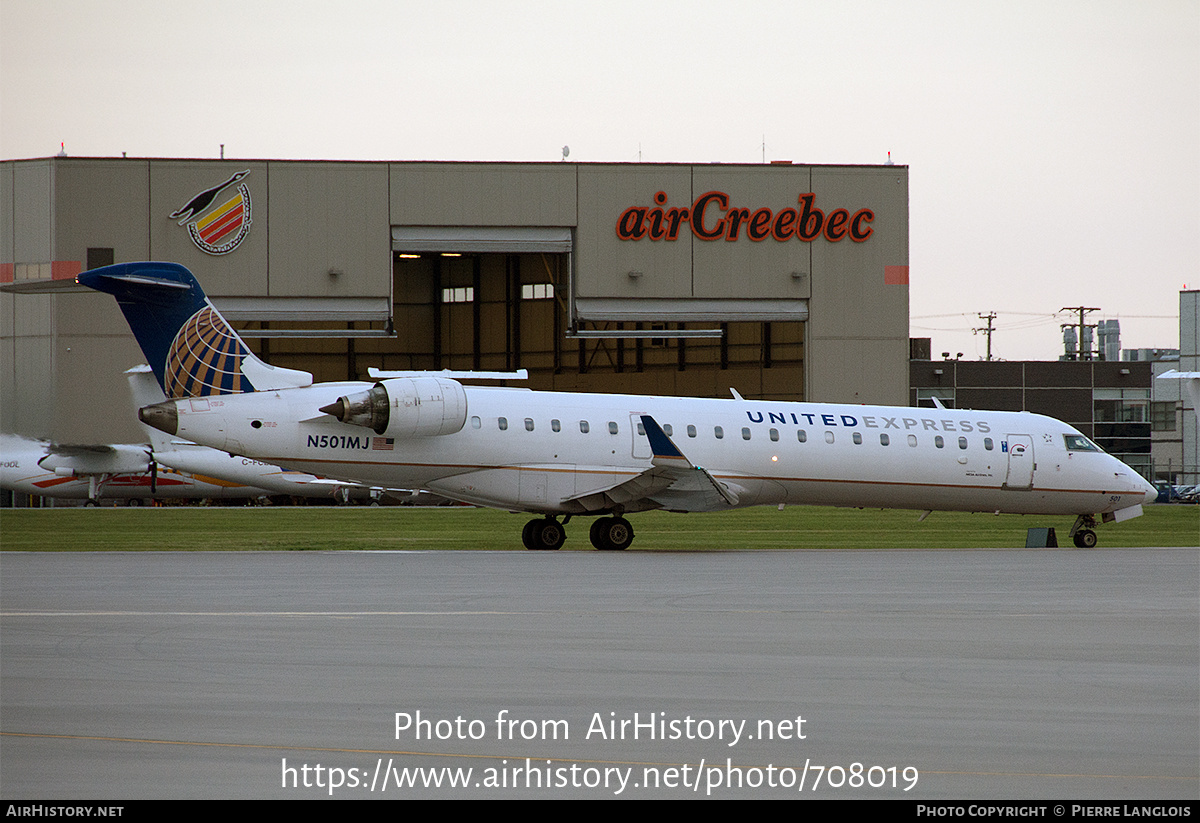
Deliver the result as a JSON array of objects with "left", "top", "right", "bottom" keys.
[
  {"left": 84, "top": 499, "right": 99, "bottom": 507},
  {"left": 1073, "top": 529, "right": 1097, "bottom": 549},
  {"left": 589, "top": 517, "right": 611, "bottom": 550},
  {"left": 536, "top": 518, "right": 565, "bottom": 550},
  {"left": 521, "top": 519, "right": 539, "bottom": 550},
  {"left": 127, "top": 498, "right": 142, "bottom": 507},
  {"left": 599, "top": 517, "right": 634, "bottom": 551},
  {"left": 523, "top": 518, "right": 564, "bottom": 550}
]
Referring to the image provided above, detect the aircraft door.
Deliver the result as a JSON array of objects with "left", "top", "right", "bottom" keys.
[
  {"left": 1002, "top": 434, "right": 1034, "bottom": 490},
  {"left": 631, "top": 413, "right": 651, "bottom": 459}
]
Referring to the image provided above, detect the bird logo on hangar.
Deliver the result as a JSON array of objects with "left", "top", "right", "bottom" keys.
[{"left": 169, "top": 170, "right": 253, "bottom": 255}]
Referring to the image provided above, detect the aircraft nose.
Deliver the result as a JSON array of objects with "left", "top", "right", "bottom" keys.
[{"left": 1140, "top": 475, "right": 1158, "bottom": 505}]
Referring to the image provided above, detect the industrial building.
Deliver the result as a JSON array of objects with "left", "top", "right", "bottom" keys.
[{"left": 2, "top": 157, "right": 910, "bottom": 445}]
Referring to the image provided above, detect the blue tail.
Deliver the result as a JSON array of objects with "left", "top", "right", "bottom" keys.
[{"left": 79, "top": 262, "right": 310, "bottom": 399}]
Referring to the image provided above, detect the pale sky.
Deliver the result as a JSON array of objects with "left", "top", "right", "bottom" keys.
[{"left": 2, "top": 0, "right": 1196, "bottom": 361}]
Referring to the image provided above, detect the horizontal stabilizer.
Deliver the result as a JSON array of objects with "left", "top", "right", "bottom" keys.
[{"left": 368, "top": 368, "right": 528, "bottom": 381}]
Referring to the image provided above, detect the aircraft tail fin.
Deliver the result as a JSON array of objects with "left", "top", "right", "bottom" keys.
[{"left": 79, "top": 262, "right": 312, "bottom": 398}]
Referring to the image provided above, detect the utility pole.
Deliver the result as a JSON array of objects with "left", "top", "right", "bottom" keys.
[
  {"left": 1060, "top": 306, "right": 1100, "bottom": 361},
  {"left": 973, "top": 312, "right": 997, "bottom": 361}
]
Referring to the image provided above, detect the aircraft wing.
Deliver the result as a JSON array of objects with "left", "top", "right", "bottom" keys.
[
  {"left": 561, "top": 415, "right": 740, "bottom": 513},
  {"left": 37, "top": 443, "right": 152, "bottom": 476}
]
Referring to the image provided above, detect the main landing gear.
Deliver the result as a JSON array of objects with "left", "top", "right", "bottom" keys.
[
  {"left": 1070, "top": 514, "right": 1098, "bottom": 549},
  {"left": 520, "top": 515, "right": 636, "bottom": 551},
  {"left": 522, "top": 517, "right": 567, "bottom": 550},
  {"left": 589, "top": 516, "right": 634, "bottom": 551}
]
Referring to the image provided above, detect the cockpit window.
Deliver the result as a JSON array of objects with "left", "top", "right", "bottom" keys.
[{"left": 1064, "top": 434, "right": 1102, "bottom": 452}]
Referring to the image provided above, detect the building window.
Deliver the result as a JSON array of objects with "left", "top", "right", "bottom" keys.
[
  {"left": 521, "top": 283, "right": 554, "bottom": 300},
  {"left": 1094, "top": 388, "right": 1150, "bottom": 423},
  {"left": 441, "top": 286, "right": 474, "bottom": 303},
  {"left": 1151, "top": 401, "right": 1176, "bottom": 432}
]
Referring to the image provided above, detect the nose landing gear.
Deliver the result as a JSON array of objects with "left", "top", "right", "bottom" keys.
[{"left": 1070, "top": 514, "right": 1098, "bottom": 549}]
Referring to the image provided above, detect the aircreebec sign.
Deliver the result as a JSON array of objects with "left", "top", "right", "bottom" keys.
[{"left": 616, "top": 191, "right": 874, "bottom": 243}]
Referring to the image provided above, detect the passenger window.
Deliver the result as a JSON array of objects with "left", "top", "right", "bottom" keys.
[
  {"left": 935, "top": 435, "right": 944, "bottom": 448},
  {"left": 498, "top": 417, "right": 508, "bottom": 431},
  {"left": 742, "top": 427, "right": 751, "bottom": 441},
  {"left": 880, "top": 433, "right": 890, "bottom": 446},
  {"left": 824, "top": 431, "right": 834, "bottom": 444},
  {"left": 687, "top": 425, "right": 697, "bottom": 438},
  {"left": 470, "top": 416, "right": 481, "bottom": 429},
  {"left": 984, "top": 437, "right": 993, "bottom": 451},
  {"left": 714, "top": 426, "right": 724, "bottom": 439},
  {"left": 580, "top": 420, "right": 590, "bottom": 434},
  {"left": 663, "top": 424, "right": 673, "bottom": 436},
  {"left": 769, "top": 428, "right": 779, "bottom": 442},
  {"left": 797, "top": 429, "right": 807, "bottom": 443},
  {"left": 907, "top": 434, "right": 917, "bottom": 447},
  {"left": 525, "top": 418, "right": 534, "bottom": 432},
  {"left": 958, "top": 436, "right": 967, "bottom": 450},
  {"left": 608, "top": 421, "right": 618, "bottom": 435},
  {"left": 852, "top": 432, "right": 862, "bottom": 445},
  {"left": 551, "top": 419, "right": 561, "bottom": 432}
]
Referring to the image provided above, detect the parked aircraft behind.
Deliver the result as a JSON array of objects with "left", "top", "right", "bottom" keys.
[
  {"left": 0, "top": 370, "right": 382, "bottom": 506},
  {"left": 79, "top": 262, "right": 1157, "bottom": 548},
  {"left": 0, "top": 432, "right": 282, "bottom": 504}
]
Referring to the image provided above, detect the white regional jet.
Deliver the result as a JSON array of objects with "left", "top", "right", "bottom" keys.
[{"left": 79, "top": 262, "right": 1156, "bottom": 549}]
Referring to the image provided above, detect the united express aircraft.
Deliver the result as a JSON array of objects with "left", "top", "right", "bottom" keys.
[{"left": 79, "top": 262, "right": 1156, "bottom": 549}]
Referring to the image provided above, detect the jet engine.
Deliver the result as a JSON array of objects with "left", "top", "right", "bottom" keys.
[{"left": 319, "top": 377, "right": 467, "bottom": 438}]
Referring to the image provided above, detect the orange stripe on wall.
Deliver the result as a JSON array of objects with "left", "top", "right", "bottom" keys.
[
  {"left": 0, "top": 264, "right": 12, "bottom": 283},
  {"left": 52, "top": 260, "right": 83, "bottom": 280},
  {"left": 884, "top": 265, "right": 909, "bottom": 285}
]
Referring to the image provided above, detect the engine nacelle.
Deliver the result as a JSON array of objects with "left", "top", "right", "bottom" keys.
[{"left": 320, "top": 377, "right": 467, "bottom": 438}]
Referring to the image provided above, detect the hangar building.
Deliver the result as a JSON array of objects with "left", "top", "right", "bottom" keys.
[{"left": 1, "top": 157, "right": 909, "bottom": 444}]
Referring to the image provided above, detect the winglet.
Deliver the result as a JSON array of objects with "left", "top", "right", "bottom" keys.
[{"left": 640, "top": 415, "right": 693, "bottom": 467}]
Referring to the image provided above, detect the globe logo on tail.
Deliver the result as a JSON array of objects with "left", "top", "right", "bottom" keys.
[{"left": 165, "top": 306, "right": 254, "bottom": 397}]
